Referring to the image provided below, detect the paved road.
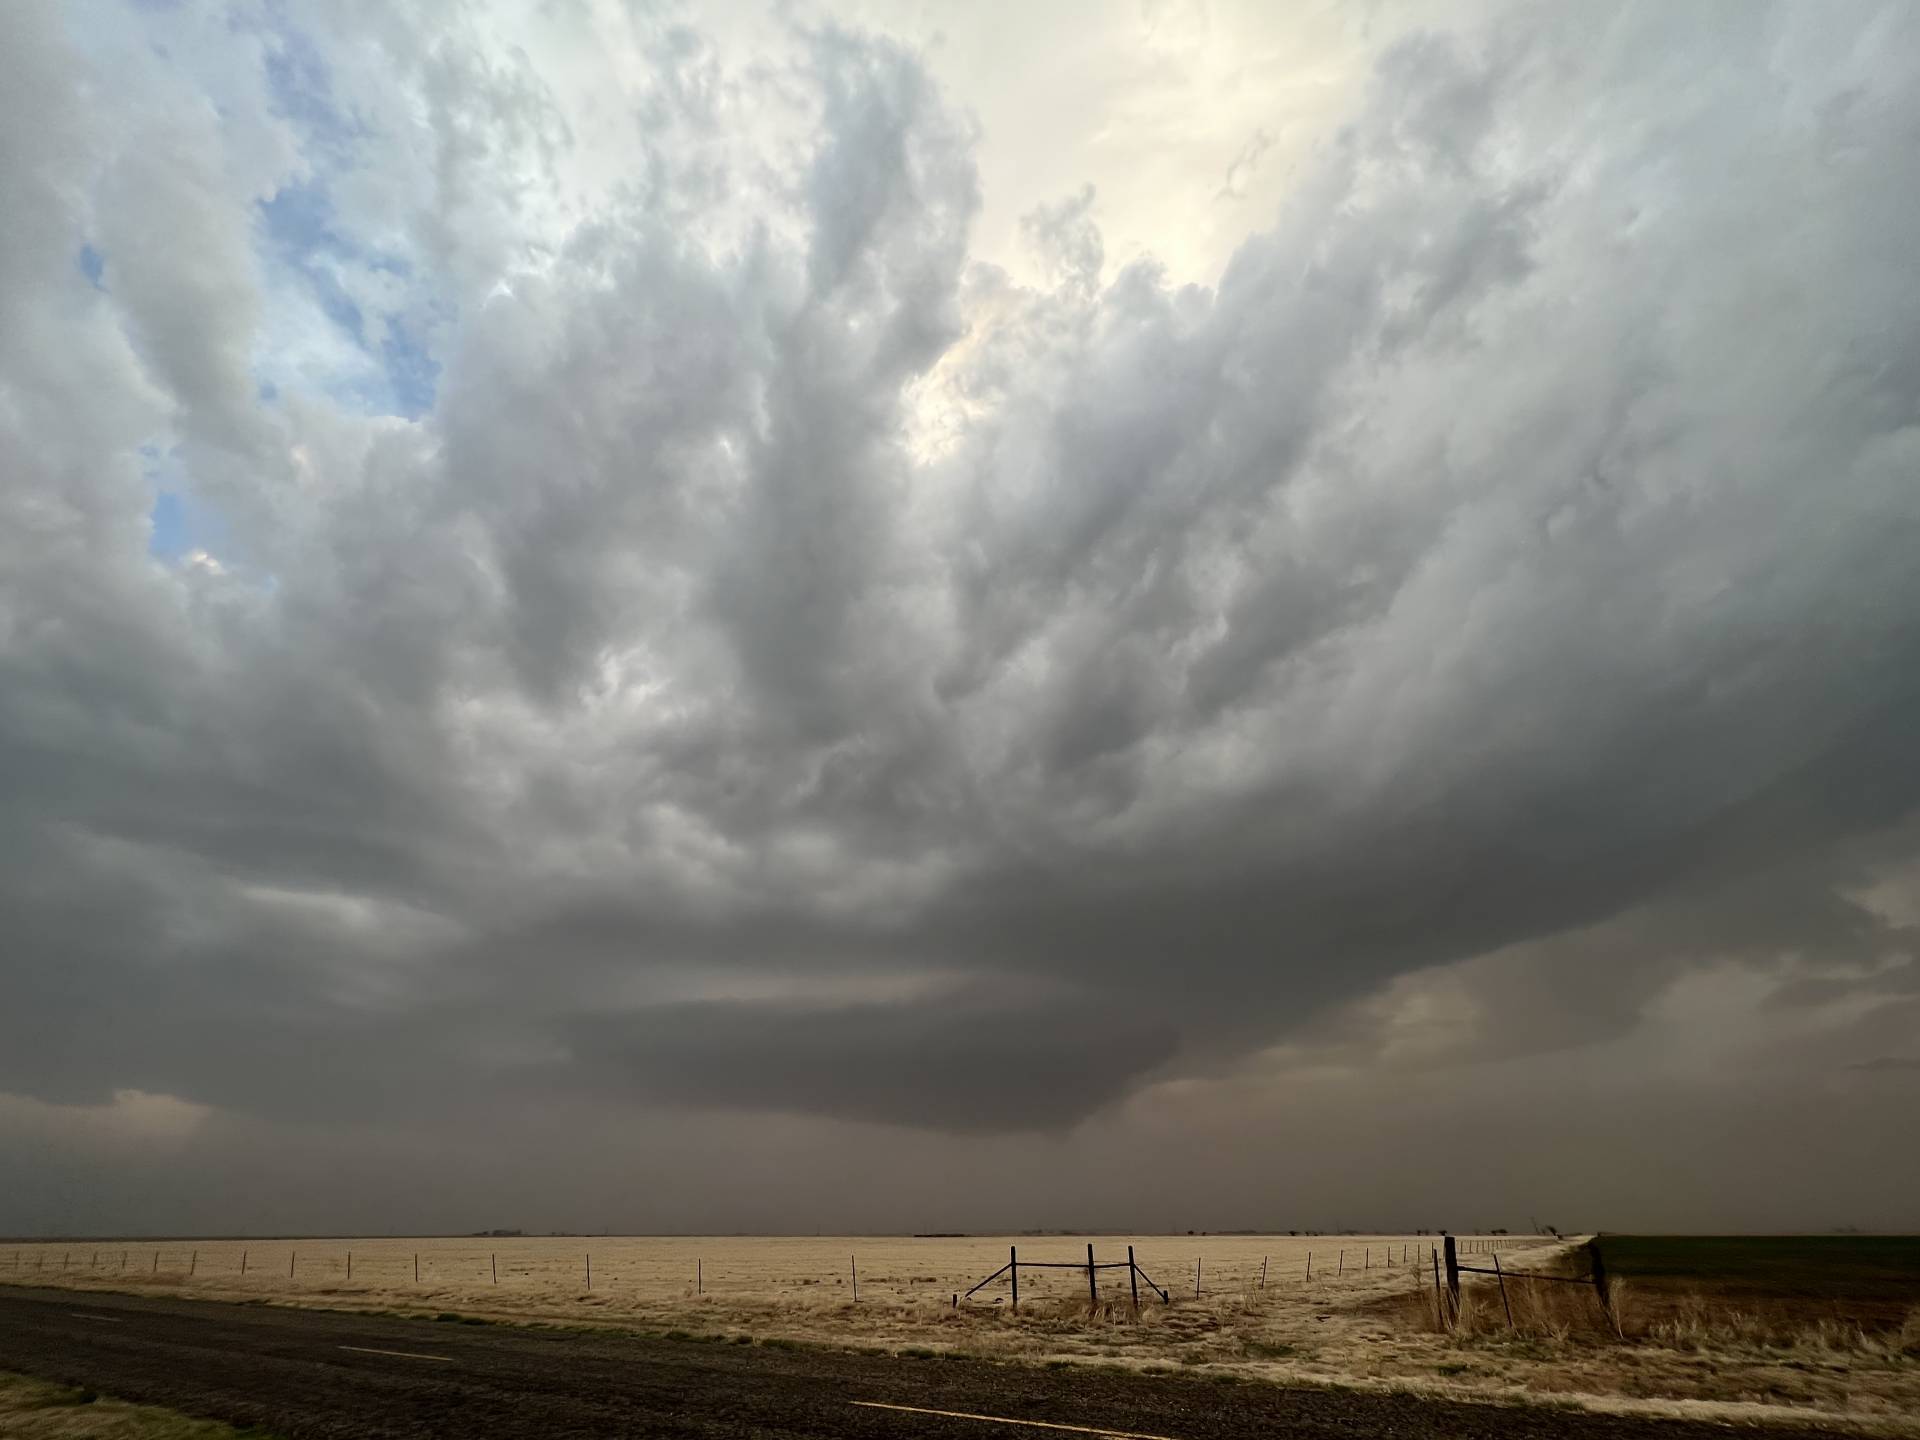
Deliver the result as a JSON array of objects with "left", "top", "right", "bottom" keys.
[{"left": 0, "top": 1285, "right": 1836, "bottom": 1439}]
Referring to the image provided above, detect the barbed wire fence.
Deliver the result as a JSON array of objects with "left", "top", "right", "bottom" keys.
[{"left": 0, "top": 1233, "right": 1550, "bottom": 1312}]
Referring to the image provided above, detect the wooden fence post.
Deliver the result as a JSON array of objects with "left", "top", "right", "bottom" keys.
[
  {"left": 1588, "top": 1238, "right": 1612, "bottom": 1322},
  {"left": 1086, "top": 1244, "right": 1098, "bottom": 1305},
  {"left": 241, "top": 1250, "right": 247, "bottom": 1276},
  {"left": 347, "top": 1251, "right": 352, "bottom": 1281},
  {"left": 1305, "top": 1250, "right": 1311, "bottom": 1282},
  {"left": 290, "top": 1251, "right": 295, "bottom": 1278},
  {"left": 492, "top": 1253, "right": 497, "bottom": 1284},
  {"left": 1443, "top": 1236, "right": 1459, "bottom": 1312},
  {"left": 849, "top": 1255, "right": 856, "bottom": 1303},
  {"left": 416, "top": 1252, "right": 420, "bottom": 1284},
  {"left": 1337, "top": 1249, "right": 1344, "bottom": 1277},
  {"left": 585, "top": 1253, "right": 591, "bottom": 1290},
  {"left": 1493, "top": 1251, "right": 1514, "bottom": 1330},
  {"left": 1194, "top": 1256, "right": 1201, "bottom": 1298},
  {"left": 1260, "top": 1255, "right": 1268, "bottom": 1289},
  {"left": 1128, "top": 1246, "right": 1139, "bottom": 1308},
  {"left": 697, "top": 1258, "right": 702, "bottom": 1295},
  {"left": 1431, "top": 1247, "right": 1449, "bottom": 1329},
  {"left": 190, "top": 1250, "right": 196, "bottom": 1276},
  {"left": 153, "top": 1251, "right": 159, "bottom": 1274},
  {"left": 1010, "top": 1245, "right": 1018, "bottom": 1313}
]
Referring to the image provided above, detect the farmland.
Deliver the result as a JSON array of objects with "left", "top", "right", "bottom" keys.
[
  {"left": 1591, "top": 1234, "right": 1920, "bottom": 1328},
  {"left": 6, "top": 1232, "right": 1919, "bottom": 1432},
  {"left": 0, "top": 1231, "right": 1452, "bottom": 1321}
]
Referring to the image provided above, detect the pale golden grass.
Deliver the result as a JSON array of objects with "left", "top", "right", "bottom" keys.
[
  {"left": 7, "top": 1235, "right": 1917, "bottom": 1433},
  {"left": 0, "top": 1371, "right": 265, "bottom": 1439},
  {"left": 1393, "top": 1252, "right": 1920, "bottom": 1434}
]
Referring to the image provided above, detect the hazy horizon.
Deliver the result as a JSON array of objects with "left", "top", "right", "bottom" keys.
[{"left": 3, "top": 0, "right": 1918, "bottom": 1238}]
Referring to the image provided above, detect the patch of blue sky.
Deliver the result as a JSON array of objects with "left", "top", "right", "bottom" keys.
[
  {"left": 78, "top": 244, "right": 106, "bottom": 289},
  {"left": 255, "top": 177, "right": 444, "bottom": 419},
  {"left": 379, "top": 319, "right": 441, "bottom": 421},
  {"left": 259, "top": 12, "right": 361, "bottom": 159},
  {"left": 251, "top": 15, "right": 444, "bottom": 420},
  {"left": 143, "top": 449, "right": 228, "bottom": 563}
]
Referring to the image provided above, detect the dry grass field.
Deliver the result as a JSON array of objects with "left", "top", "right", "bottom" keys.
[
  {"left": 0, "top": 1232, "right": 1445, "bottom": 1324},
  {"left": 6, "top": 1233, "right": 1918, "bottom": 1433}
]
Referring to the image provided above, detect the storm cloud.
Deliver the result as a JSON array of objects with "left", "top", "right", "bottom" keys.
[{"left": 2, "top": 0, "right": 1918, "bottom": 1234}]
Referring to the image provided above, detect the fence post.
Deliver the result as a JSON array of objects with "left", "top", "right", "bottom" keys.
[
  {"left": 492, "top": 1253, "right": 497, "bottom": 1284},
  {"left": 1260, "top": 1255, "right": 1267, "bottom": 1289},
  {"left": 1493, "top": 1251, "right": 1514, "bottom": 1330},
  {"left": 416, "top": 1252, "right": 420, "bottom": 1284},
  {"left": 1588, "top": 1238, "right": 1612, "bottom": 1322},
  {"left": 347, "top": 1251, "right": 352, "bottom": 1281},
  {"left": 1086, "top": 1244, "right": 1098, "bottom": 1305},
  {"left": 585, "top": 1253, "right": 591, "bottom": 1290},
  {"left": 1443, "top": 1236, "right": 1459, "bottom": 1312},
  {"left": 1194, "top": 1256, "right": 1200, "bottom": 1298},
  {"left": 1128, "top": 1246, "right": 1139, "bottom": 1308},
  {"left": 1010, "top": 1245, "right": 1018, "bottom": 1313},
  {"left": 242, "top": 1250, "right": 248, "bottom": 1276},
  {"left": 153, "top": 1251, "right": 159, "bottom": 1274},
  {"left": 1337, "top": 1249, "right": 1343, "bottom": 1277},
  {"left": 697, "top": 1258, "right": 702, "bottom": 1295},
  {"left": 1432, "top": 1247, "right": 1450, "bottom": 1330},
  {"left": 190, "top": 1250, "right": 196, "bottom": 1276},
  {"left": 290, "top": 1251, "right": 295, "bottom": 1278},
  {"left": 849, "top": 1255, "right": 856, "bottom": 1303},
  {"left": 1305, "top": 1250, "right": 1311, "bottom": 1282}
]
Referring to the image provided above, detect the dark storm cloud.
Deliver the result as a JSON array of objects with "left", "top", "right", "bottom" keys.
[
  {"left": 3, "top": 0, "right": 1920, "bottom": 1206},
  {"left": 567, "top": 989, "right": 1178, "bottom": 1132}
]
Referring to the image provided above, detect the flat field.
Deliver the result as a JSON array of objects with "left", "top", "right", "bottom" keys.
[
  {"left": 1592, "top": 1234, "right": 1920, "bottom": 1328},
  {"left": 0, "top": 1232, "right": 1440, "bottom": 1315}
]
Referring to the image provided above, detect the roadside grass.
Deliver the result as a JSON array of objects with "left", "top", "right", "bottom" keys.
[
  {"left": 1392, "top": 1241, "right": 1920, "bottom": 1433},
  {"left": 0, "top": 1372, "right": 271, "bottom": 1439}
]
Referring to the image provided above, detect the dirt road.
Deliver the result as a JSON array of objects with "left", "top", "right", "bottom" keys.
[{"left": 0, "top": 1285, "right": 1836, "bottom": 1438}]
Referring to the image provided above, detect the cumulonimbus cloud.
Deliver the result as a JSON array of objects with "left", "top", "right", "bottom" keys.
[{"left": 2, "top": 0, "right": 1918, "bottom": 1155}]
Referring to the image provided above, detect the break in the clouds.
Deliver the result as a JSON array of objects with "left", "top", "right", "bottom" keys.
[{"left": 3, "top": 0, "right": 1918, "bottom": 1234}]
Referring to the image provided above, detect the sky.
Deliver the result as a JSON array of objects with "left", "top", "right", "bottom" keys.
[{"left": 2, "top": 0, "right": 1918, "bottom": 1238}]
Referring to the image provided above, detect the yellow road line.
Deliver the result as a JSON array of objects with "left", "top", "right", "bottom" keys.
[
  {"left": 337, "top": 1345, "right": 454, "bottom": 1362},
  {"left": 849, "top": 1400, "right": 1182, "bottom": 1439}
]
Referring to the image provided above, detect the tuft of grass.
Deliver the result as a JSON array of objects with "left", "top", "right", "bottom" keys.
[{"left": 0, "top": 1371, "right": 273, "bottom": 1438}]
